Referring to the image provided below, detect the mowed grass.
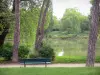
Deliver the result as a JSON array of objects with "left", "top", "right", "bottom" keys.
[
  {"left": 54, "top": 56, "right": 100, "bottom": 63},
  {"left": 0, "top": 68, "right": 100, "bottom": 75}
]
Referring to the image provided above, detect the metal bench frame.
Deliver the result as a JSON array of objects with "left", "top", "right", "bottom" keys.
[{"left": 19, "top": 58, "right": 51, "bottom": 67}]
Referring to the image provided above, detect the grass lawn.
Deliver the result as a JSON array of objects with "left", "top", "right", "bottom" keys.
[
  {"left": 0, "top": 67, "right": 100, "bottom": 75},
  {"left": 54, "top": 56, "right": 100, "bottom": 63}
]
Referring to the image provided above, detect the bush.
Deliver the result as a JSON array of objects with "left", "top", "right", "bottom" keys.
[
  {"left": 39, "top": 45, "right": 55, "bottom": 61},
  {"left": 0, "top": 43, "right": 12, "bottom": 60},
  {"left": 54, "top": 56, "right": 86, "bottom": 63},
  {"left": 18, "top": 46, "right": 29, "bottom": 59},
  {"left": 29, "top": 53, "right": 39, "bottom": 58},
  {"left": 0, "top": 43, "right": 29, "bottom": 60},
  {"left": 0, "top": 57, "right": 5, "bottom": 63}
]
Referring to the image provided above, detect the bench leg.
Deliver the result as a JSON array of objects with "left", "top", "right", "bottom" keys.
[
  {"left": 24, "top": 61, "right": 26, "bottom": 67},
  {"left": 45, "top": 62, "right": 47, "bottom": 68},
  {"left": 24, "top": 64, "right": 26, "bottom": 67}
]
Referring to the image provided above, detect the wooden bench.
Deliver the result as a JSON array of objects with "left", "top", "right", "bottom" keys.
[{"left": 19, "top": 58, "right": 51, "bottom": 67}]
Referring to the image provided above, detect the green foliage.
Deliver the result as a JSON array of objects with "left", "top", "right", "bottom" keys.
[
  {"left": 54, "top": 56, "right": 100, "bottom": 63},
  {"left": 0, "top": 43, "right": 29, "bottom": 60},
  {"left": 20, "top": 8, "right": 40, "bottom": 46},
  {"left": 0, "top": 0, "right": 13, "bottom": 45},
  {"left": 0, "top": 57, "right": 5, "bottom": 63},
  {"left": 54, "top": 56, "right": 86, "bottom": 63},
  {"left": 52, "top": 16, "right": 60, "bottom": 31},
  {"left": 18, "top": 46, "right": 29, "bottom": 59},
  {"left": 90, "top": 0, "right": 94, "bottom": 5},
  {"left": 4, "top": 0, "right": 52, "bottom": 47},
  {"left": 39, "top": 44, "right": 55, "bottom": 60},
  {"left": 61, "top": 8, "right": 89, "bottom": 34},
  {"left": 0, "top": 1, "right": 11, "bottom": 34},
  {"left": 10, "top": 7, "right": 51, "bottom": 47},
  {"left": 0, "top": 43, "right": 12, "bottom": 60},
  {"left": 29, "top": 53, "right": 39, "bottom": 58},
  {"left": 80, "top": 16, "right": 90, "bottom": 33}
]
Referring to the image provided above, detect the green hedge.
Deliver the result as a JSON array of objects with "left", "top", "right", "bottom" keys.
[
  {"left": 54, "top": 56, "right": 100, "bottom": 63},
  {"left": 0, "top": 43, "right": 29, "bottom": 60}
]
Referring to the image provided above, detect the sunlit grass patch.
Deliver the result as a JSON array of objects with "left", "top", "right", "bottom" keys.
[{"left": 0, "top": 67, "right": 100, "bottom": 75}]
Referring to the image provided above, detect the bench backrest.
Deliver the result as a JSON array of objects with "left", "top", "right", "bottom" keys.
[{"left": 19, "top": 58, "right": 51, "bottom": 63}]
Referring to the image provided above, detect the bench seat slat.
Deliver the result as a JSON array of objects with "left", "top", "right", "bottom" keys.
[
  {"left": 20, "top": 62, "right": 51, "bottom": 64},
  {"left": 20, "top": 58, "right": 51, "bottom": 62}
]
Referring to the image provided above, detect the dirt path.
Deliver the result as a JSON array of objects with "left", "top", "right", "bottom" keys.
[{"left": 0, "top": 63, "right": 100, "bottom": 68}]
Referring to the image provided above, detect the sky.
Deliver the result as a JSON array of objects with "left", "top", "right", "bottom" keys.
[{"left": 52, "top": 0, "right": 92, "bottom": 19}]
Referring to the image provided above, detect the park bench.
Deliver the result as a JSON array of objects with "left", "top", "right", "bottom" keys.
[{"left": 19, "top": 58, "right": 51, "bottom": 67}]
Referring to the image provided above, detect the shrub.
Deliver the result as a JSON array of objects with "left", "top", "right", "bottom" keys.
[
  {"left": 0, "top": 43, "right": 29, "bottom": 60},
  {"left": 18, "top": 46, "right": 29, "bottom": 59},
  {"left": 0, "top": 43, "right": 12, "bottom": 60},
  {"left": 0, "top": 57, "right": 5, "bottom": 63},
  {"left": 29, "top": 53, "right": 39, "bottom": 58},
  {"left": 39, "top": 45, "right": 55, "bottom": 61}
]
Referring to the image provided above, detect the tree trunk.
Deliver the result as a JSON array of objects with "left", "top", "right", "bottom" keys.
[
  {"left": 12, "top": 0, "right": 15, "bottom": 13},
  {"left": 86, "top": 0, "right": 100, "bottom": 67},
  {"left": 35, "top": 0, "right": 45, "bottom": 51},
  {"left": 39, "top": 0, "right": 50, "bottom": 46},
  {"left": 0, "top": 29, "right": 9, "bottom": 46},
  {"left": 12, "top": 0, "right": 20, "bottom": 63},
  {"left": 35, "top": 0, "right": 50, "bottom": 51}
]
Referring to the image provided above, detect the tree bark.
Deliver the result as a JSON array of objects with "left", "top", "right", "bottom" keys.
[
  {"left": 0, "top": 29, "right": 9, "bottom": 46},
  {"left": 12, "top": 0, "right": 15, "bottom": 13},
  {"left": 86, "top": 0, "right": 100, "bottom": 67},
  {"left": 35, "top": 0, "right": 45, "bottom": 51},
  {"left": 39, "top": 0, "right": 50, "bottom": 46},
  {"left": 12, "top": 0, "right": 20, "bottom": 63}
]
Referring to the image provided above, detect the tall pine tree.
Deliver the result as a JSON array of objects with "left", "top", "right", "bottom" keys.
[
  {"left": 86, "top": 0, "right": 100, "bottom": 67},
  {"left": 12, "top": 0, "right": 20, "bottom": 62}
]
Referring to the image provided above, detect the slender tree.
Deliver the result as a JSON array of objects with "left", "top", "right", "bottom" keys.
[
  {"left": 86, "top": 0, "right": 100, "bottom": 67},
  {"left": 40, "top": 0, "right": 50, "bottom": 42},
  {"left": 35, "top": 0, "right": 50, "bottom": 51},
  {"left": 35, "top": 0, "right": 45, "bottom": 51},
  {"left": 12, "top": 0, "right": 20, "bottom": 62}
]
